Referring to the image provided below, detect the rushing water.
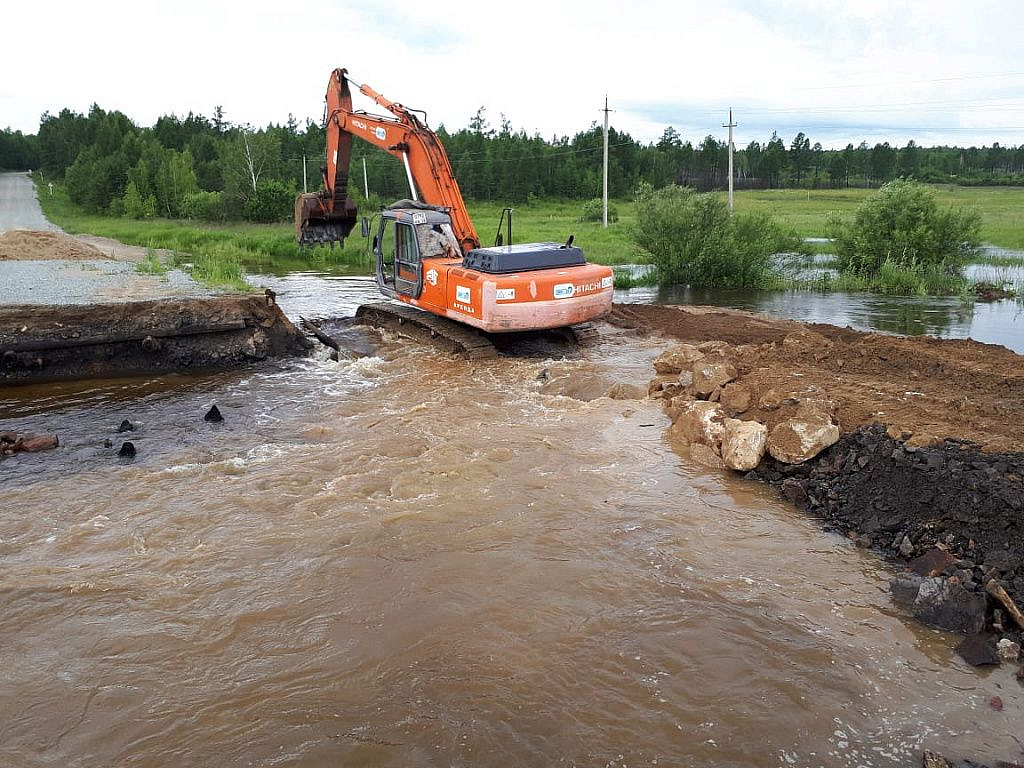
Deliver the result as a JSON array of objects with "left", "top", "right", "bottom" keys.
[{"left": 2, "top": 272, "right": 1021, "bottom": 767}]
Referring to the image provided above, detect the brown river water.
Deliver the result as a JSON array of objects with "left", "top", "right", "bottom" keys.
[{"left": 1, "top": 277, "right": 1021, "bottom": 767}]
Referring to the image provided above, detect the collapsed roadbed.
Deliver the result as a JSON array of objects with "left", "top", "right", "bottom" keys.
[{"left": 0, "top": 295, "right": 310, "bottom": 384}]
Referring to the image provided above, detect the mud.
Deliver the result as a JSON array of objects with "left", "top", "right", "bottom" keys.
[
  {"left": 0, "top": 229, "right": 106, "bottom": 261},
  {"left": 0, "top": 296, "right": 310, "bottom": 383},
  {"left": 612, "top": 303, "right": 1024, "bottom": 452}
]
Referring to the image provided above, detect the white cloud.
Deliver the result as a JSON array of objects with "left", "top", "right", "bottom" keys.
[{"left": 1, "top": 0, "right": 1021, "bottom": 148}]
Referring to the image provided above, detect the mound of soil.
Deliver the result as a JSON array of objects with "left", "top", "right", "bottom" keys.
[
  {"left": 611, "top": 303, "right": 1024, "bottom": 452},
  {"left": 0, "top": 230, "right": 105, "bottom": 261}
]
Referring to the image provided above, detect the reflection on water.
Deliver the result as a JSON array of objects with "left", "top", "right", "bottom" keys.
[
  {"left": 616, "top": 264, "right": 1023, "bottom": 354},
  {"left": 615, "top": 245, "right": 1024, "bottom": 352}
]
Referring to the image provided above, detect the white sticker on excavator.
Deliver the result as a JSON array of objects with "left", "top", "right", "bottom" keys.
[
  {"left": 601, "top": 275, "right": 613, "bottom": 289},
  {"left": 554, "top": 283, "right": 575, "bottom": 299},
  {"left": 456, "top": 285, "right": 471, "bottom": 303},
  {"left": 496, "top": 288, "right": 515, "bottom": 301},
  {"left": 375, "top": 127, "right": 387, "bottom": 141},
  {"left": 426, "top": 268, "right": 438, "bottom": 286}
]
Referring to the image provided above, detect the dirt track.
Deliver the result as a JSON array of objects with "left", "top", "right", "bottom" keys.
[{"left": 610, "top": 303, "right": 1024, "bottom": 453}]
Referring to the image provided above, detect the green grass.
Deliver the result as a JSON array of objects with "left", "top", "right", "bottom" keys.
[
  {"left": 35, "top": 182, "right": 372, "bottom": 289},
  {"left": 723, "top": 186, "right": 1024, "bottom": 252},
  {"left": 34, "top": 178, "right": 1024, "bottom": 297},
  {"left": 135, "top": 248, "right": 168, "bottom": 277}
]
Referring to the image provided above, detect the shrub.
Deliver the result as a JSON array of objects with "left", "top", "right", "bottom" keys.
[
  {"left": 242, "top": 179, "right": 293, "bottom": 223},
  {"left": 121, "top": 180, "right": 156, "bottom": 219},
  {"left": 830, "top": 178, "right": 982, "bottom": 276},
  {"left": 633, "top": 184, "right": 805, "bottom": 288},
  {"left": 581, "top": 198, "right": 618, "bottom": 223},
  {"left": 181, "top": 190, "right": 229, "bottom": 222}
]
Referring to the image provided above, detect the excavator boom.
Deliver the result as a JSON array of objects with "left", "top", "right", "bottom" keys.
[{"left": 296, "top": 68, "right": 479, "bottom": 252}]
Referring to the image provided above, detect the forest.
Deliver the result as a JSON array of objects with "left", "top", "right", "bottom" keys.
[{"left": 2, "top": 103, "right": 1023, "bottom": 223}]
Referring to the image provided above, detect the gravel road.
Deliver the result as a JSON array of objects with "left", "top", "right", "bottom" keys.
[
  {"left": 0, "top": 172, "right": 60, "bottom": 233},
  {"left": 0, "top": 171, "right": 225, "bottom": 305}
]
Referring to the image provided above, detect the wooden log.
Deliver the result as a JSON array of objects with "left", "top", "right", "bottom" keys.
[
  {"left": 2, "top": 320, "right": 248, "bottom": 353},
  {"left": 300, "top": 316, "right": 340, "bottom": 351},
  {"left": 985, "top": 579, "right": 1024, "bottom": 630}
]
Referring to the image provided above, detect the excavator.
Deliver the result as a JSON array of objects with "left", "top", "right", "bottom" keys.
[{"left": 295, "top": 68, "right": 613, "bottom": 358}]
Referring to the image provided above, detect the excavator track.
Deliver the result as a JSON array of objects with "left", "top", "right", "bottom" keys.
[
  {"left": 355, "top": 302, "right": 499, "bottom": 360},
  {"left": 565, "top": 322, "right": 600, "bottom": 346}
]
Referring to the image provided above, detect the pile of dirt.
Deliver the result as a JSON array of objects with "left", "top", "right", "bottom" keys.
[
  {"left": 611, "top": 303, "right": 1024, "bottom": 452},
  {"left": 0, "top": 230, "right": 105, "bottom": 261}
]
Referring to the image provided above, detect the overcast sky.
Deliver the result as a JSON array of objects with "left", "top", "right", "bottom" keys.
[{"left": 2, "top": 0, "right": 1022, "bottom": 150}]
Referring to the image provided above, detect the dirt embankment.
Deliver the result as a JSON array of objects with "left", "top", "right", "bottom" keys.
[
  {"left": 1, "top": 295, "right": 310, "bottom": 383},
  {"left": 610, "top": 303, "right": 1024, "bottom": 453}
]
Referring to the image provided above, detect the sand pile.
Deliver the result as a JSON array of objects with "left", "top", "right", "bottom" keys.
[{"left": 0, "top": 230, "right": 106, "bottom": 261}]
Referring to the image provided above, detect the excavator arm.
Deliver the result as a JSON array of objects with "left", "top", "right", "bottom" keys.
[{"left": 296, "top": 68, "right": 480, "bottom": 253}]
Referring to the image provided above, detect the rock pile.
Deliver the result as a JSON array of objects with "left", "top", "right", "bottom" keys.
[{"left": 650, "top": 338, "right": 841, "bottom": 470}]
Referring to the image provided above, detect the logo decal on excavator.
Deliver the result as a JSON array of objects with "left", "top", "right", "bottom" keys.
[
  {"left": 426, "top": 268, "right": 438, "bottom": 286},
  {"left": 375, "top": 127, "right": 387, "bottom": 141},
  {"left": 554, "top": 283, "right": 575, "bottom": 299},
  {"left": 455, "top": 285, "right": 471, "bottom": 303}
]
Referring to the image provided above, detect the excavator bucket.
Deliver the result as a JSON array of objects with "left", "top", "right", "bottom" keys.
[
  {"left": 295, "top": 192, "right": 358, "bottom": 248},
  {"left": 295, "top": 68, "right": 359, "bottom": 249}
]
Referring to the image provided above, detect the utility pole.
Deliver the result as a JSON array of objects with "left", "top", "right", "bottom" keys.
[
  {"left": 363, "top": 157, "right": 369, "bottom": 199},
  {"left": 602, "top": 95, "right": 611, "bottom": 228},
  {"left": 302, "top": 153, "right": 308, "bottom": 193},
  {"left": 723, "top": 109, "right": 737, "bottom": 215}
]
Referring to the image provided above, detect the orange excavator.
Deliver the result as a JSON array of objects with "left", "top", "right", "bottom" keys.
[{"left": 295, "top": 68, "right": 613, "bottom": 357}]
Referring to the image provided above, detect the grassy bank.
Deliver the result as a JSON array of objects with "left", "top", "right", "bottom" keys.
[
  {"left": 35, "top": 182, "right": 374, "bottom": 289},
  {"left": 35, "top": 179, "right": 1024, "bottom": 297},
  {"left": 725, "top": 186, "right": 1024, "bottom": 251}
]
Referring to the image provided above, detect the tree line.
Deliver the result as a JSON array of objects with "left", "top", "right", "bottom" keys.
[{"left": 2, "top": 104, "right": 1022, "bottom": 223}]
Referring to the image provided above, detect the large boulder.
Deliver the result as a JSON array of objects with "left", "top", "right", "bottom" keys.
[
  {"left": 665, "top": 393, "right": 697, "bottom": 421},
  {"left": 653, "top": 344, "right": 705, "bottom": 374},
  {"left": 691, "top": 361, "right": 738, "bottom": 398},
  {"left": 913, "top": 577, "right": 987, "bottom": 634},
  {"left": 670, "top": 401, "right": 727, "bottom": 452},
  {"left": 689, "top": 442, "right": 725, "bottom": 469},
  {"left": 757, "top": 388, "right": 799, "bottom": 411},
  {"left": 767, "top": 417, "right": 840, "bottom": 464},
  {"left": 719, "top": 382, "right": 752, "bottom": 415},
  {"left": 720, "top": 419, "right": 767, "bottom": 471}
]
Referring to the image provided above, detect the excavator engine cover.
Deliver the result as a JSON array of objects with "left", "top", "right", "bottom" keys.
[{"left": 462, "top": 243, "right": 586, "bottom": 274}]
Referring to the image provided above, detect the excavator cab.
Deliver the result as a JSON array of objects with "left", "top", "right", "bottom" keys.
[{"left": 372, "top": 203, "right": 460, "bottom": 300}]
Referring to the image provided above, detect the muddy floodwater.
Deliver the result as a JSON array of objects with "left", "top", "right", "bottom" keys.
[{"left": 2, "top": 276, "right": 1022, "bottom": 767}]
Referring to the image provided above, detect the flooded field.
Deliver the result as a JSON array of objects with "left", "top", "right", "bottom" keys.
[{"left": 2, "top": 273, "right": 1021, "bottom": 766}]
